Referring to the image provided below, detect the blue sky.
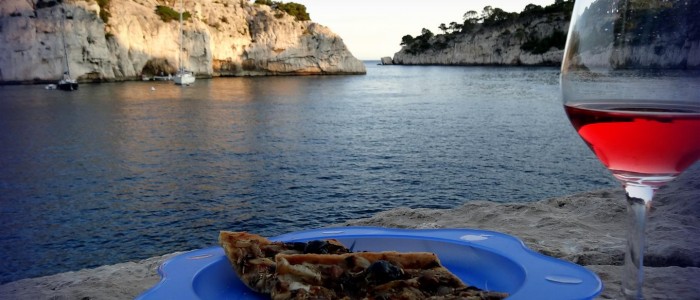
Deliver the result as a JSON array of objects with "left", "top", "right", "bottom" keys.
[{"left": 292, "top": 0, "right": 559, "bottom": 60}]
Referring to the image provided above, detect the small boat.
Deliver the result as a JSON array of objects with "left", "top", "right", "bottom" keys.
[
  {"left": 153, "top": 74, "right": 173, "bottom": 81},
  {"left": 57, "top": 72, "right": 79, "bottom": 91},
  {"left": 174, "top": 69, "right": 195, "bottom": 85},
  {"left": 57, "top": 80, "right": 78, "bottom": 91},
  {"left": 45, "top": 84, "right": 57, "bottom": 90},
  {"left": 174, "top": 0, "right": 195, "bottom": 86},
  {"left": 56, "top": 3, "right": 78, "bottom": 91}
]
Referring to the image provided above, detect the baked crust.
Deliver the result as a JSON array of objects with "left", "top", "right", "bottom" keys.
[
  {"left": 218, "top": 231, "right": 350, "bottom": 293},
  {"left": 219, "top": 231, "right": 508, "bottom": 300}
]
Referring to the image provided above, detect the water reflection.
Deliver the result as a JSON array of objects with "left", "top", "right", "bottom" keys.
[{"left": 0, "top": 66, "right": 619, "bottom": 283}]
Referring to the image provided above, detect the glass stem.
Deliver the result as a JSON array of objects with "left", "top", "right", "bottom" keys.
[{"left": 621, "top": 183, "right": 654, "bottom": 300}]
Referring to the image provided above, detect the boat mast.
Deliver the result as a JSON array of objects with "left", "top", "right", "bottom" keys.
[
  {"left": 60, "top": 3, "right": 71, "bottom": 79},
  {"left": 178, "top": 0, "right": 183, "bottom": 73}
]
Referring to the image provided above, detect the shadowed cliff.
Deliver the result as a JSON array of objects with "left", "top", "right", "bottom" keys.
[{"left": 390, "top": 1, "right": 574, "bottom": 66}]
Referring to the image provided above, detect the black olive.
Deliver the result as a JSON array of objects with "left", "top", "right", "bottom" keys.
[
  {"left": 364, "top": 260, "right": 404, "bottom": 284},
  {"left": 283, "top": 242, "right": 307, "bottom": 252},
  {"left": 344, "top": 255, "right": 357, "bottom": 269},
  {"left": 304, "top": 240, "right": 330, "bottom": 254}
]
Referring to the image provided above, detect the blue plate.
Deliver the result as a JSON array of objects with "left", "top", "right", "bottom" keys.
[{"left": 137, "top": 227, "right": 602, "bottom": 300}]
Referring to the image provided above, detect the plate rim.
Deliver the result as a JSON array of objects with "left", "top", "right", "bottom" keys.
[{"left": 137, "top": 226, "right": 603, "bottom": 300}]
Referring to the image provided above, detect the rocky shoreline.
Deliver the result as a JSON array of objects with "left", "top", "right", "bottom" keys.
[
  {"left": 0, "top": 0, "right": 365, "bottom": 84},
  {"left": 1, "top": 167, "right": 698, "bottom": 299}
]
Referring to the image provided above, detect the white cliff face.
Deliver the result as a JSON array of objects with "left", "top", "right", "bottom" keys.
[
  {"left": 243, "top": 10, "right": 365, "bottom": 75},
  {"left": 393, "top": 15, "right": 570, "bottom": 66},
  {"left": 0, "top": 0, "right": 365, "bottom": 83},
  {"left": 394, "top": 12, "right": 700, "bottom": 69}
]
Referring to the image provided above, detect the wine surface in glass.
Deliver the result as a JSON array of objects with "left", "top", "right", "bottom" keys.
[{"left": 565, "top": 103, "right": 700, "bottom": 177}]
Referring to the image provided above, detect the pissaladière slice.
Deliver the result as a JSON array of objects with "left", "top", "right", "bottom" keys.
[
  {"left": 272, "top": 251, "right": 509, "bottom": 300},
  {"left": 218, "top": 231, "right": 351, "bottom": 294}
]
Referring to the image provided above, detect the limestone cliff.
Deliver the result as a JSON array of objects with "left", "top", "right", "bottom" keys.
[
  {"left": 392, "top": 13, "right": 570, "bottom": 66},
  {"left": 392, "top": 0, "right": 699, "bottom": 69},
  {"left": 0, "top": 0, "right": 366, "bottom": 83}
]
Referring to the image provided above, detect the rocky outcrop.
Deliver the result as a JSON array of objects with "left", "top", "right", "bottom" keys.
[
  {"left": 0, "top": 0, "right": 365, "bottom": 83},
  {"left": 392, "top": 14, "right": 569, "bottom": 66}
]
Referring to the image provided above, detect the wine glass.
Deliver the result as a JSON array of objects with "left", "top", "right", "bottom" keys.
[{"left": 560, "top": 0, "right": 700, "bottom": 299}]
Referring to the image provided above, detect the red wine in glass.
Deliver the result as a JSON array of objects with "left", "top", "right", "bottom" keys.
[
  {"left": 565, "top": 103, "right": 700, "bottom": 180},
  {"left": 561, "top": 0, "right": 700, "bottom": 298}
]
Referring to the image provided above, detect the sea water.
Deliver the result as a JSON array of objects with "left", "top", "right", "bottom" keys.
[{"left": 0, "top": 62, "right": 616, "bottom": 283}]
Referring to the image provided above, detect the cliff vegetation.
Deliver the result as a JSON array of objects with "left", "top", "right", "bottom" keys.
[
  {"left": 400, "top": 0, "right": 572, "bottom": 56},
  {"left": 392, "top": 0, "right": 574, "bottom": 66},
  {"left": 392, "top": 0, "right": 699, "bottom": 68},
  {"left": 253, "top": 0, "right": 310, "bottom": 21}
]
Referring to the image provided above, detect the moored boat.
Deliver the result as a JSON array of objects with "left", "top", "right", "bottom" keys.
[
  {"left": 57, "top": 75, "right": 79, "bottom": 91},
  {"left": 56, "top": 3, "right": 78, "bottom": 92},
  {"left": 174, "top": 70, "right": 195, "bottom": 85},
  {"left": 174, "top": 0, "right": 195, "bottom": 86}
]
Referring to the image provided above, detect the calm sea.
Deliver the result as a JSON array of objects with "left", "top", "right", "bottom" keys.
[{"left": 0, "top": 62, "right": 616, "bottom": 283}]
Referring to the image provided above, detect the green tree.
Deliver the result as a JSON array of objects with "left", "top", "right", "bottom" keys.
[
  {"left": 481, "top": 6, "right": 494, "bottom": 20},
  {"left": 155, "top": 5, "right": 191, "bottom": 22},
  {"left": 524, "top": 3, "right": 543, "bottom": 12},
  {"left": 462, "top": 10, "right": 479, "bottom": 32},
  {"left": 438, "top": 23, "right": 448, "bottom": 34},
  {"left": 254, "top": 1, "right": 310, "bottom": 21},
  {"left": 483, "top": 7, "right": 517, "bottom": 26},
  {"left": 400, "top": 35, "right": 414, "bottom": 46},
  {"left": 420, "top": 28, "right": 434, "bottom": 39},
  {"left": 463, "top": 10, "right": 479, "bottom": 23},
  {"left": 520, "top": 4, "right": 544, "bottom": 19},
  {"left": 448, "top": 21, "right": 463, "bottom": 33},
  {"left": 275, "top": 2, "right": 310, "bottom": 21}
]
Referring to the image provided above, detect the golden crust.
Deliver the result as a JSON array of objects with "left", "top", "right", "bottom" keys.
[
  {"left": 219, "top": 231, "right": 508, "bottom": 300},
  {"left": 219, "top": 231, "right": 277, "bottom": 293},
  {"left": 218, "top": 231, "right": 351, "bottom": 294}
]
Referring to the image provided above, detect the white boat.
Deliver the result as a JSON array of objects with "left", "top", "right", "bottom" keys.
[
  {"left": 174, "top": 70, "right": 195, "bottom": 85},
  {"left": 174, "top": 0, "right": 195, "bottom": 86},
  {"left": 57, "top": 2, "right": 78, "bottom": 91}
]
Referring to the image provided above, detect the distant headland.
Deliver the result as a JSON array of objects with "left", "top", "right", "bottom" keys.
[
  {"left": 0, "top": 0, "right": 366, "bottom": 84},
  {"left": 383, "top": 0, "right": 574, "bottom": 66},
  {"left": 384, "top": 0, "right": 699, "bottom": 68}
]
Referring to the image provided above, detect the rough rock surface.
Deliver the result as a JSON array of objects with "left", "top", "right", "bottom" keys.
[
  {"left": 2, "top": 167, "right": 697, "bottom": 299},
  {"left": 392, "top": 14, "right": 570, "bottom": 66},
  {"left": 0, "top": 252, "right": 182, "bottom": 300},
  {"left": 0, "top": 0, "right": 365, "bottom": 83},
  {"left": 345, "top": 167, "right": 700, "bottom": 299}
]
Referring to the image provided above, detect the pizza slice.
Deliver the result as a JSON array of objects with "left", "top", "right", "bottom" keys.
[
  {"left": 218, "top": 231, "right": 351, "bottom": 294},
  {"left": 272, "top": 251, "right": 509, "bottom": 300}
]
